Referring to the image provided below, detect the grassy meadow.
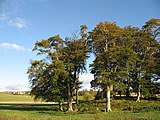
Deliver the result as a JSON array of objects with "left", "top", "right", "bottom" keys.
[
  {"left": 0, "top": 93, "right": 34, "bottom": 102},
  {"left": 0, "top": 92, "right": 160, "bottom": 120}
]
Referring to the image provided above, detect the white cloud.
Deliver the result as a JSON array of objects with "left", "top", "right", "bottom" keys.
[
  {"left": 5, "top": 84, "right": 21, "bottom": 90},
  {"left": 79, "top": 74, "right": 94, "bottom": 83},
  {"left": 0, "top": 83, "right": 30, "bottom": 92},
  {"left": 0, "top": 1, "right": 27, "bottom": 29},
  {"left": 6, "top": 84, "right": 29, "bottom": 90},
  {"left": 9, "top": 17, "right": 27, "bottom": 29},
  {"left": 0, "top": 42, "right": 31, "bottom": 52},
  {"left": 0, "top": 14, "right": 28, "bottom": 29}
]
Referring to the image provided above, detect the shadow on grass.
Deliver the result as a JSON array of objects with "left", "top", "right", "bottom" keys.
[
  {"left": 0, "top": 103, "right": 59, "bottom": 113},
  {"left": 0, "top": 103, "right": 92, "bottom": 117},
  {"left": 0, "top": 103, "right": 99, "bottom": 116}
]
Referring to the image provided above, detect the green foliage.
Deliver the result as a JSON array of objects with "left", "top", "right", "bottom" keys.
[
  {"left": 90, "top": 19, "right": 160, "bottom": 103},
  {"left": 27, "top": 18, "right": 160, "bottom": 113},
  {"left": 142, "top": 18, "right": 160, "bottom": 40},
  {"left": 27, "top": 25, "right": 90, "bottom": 111},
  {"left": 83, "top": 92, "right": 94, "bottom": 101},
  {"left": 27, "top": 60, "right": 67, "bottom": 102}
]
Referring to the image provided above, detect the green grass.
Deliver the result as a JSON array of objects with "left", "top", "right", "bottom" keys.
[
  {"left": 0, "top": 93, "right": 160, "bottom": 120},
  {"left": 0, "top": 93, "right": 34, "bottom": 102},
  {"left": 0, "top": 104, "right": 159, "bottom": 120}
]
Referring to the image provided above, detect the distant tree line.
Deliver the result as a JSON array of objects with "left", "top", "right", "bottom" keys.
[{"left": 27, "top": 18, "right": 160, "bottom": 112}]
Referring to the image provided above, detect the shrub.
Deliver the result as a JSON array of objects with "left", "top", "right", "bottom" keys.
[{"left": 83, "top": 92, "right": 94, "bottom": 101}]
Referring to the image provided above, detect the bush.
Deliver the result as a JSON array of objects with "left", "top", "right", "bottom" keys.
[{"left": 83, "top": 92, "right": 94, "bottom": 101}]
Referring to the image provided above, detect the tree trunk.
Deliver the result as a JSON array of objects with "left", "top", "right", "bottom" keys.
[
  {"left": 68, "top": 98, "right": 73, "bottom": 112},
  {"left": 59, "top": 102, "right": 63, "bottom": 111},
  {"left": 67, "top": 77, "right": 73, "bottom": 112},
  {"left": 126, "top": 87, "right": 130, "bottom": 98},
  {"left": 136, "top": 66, "right": 141, "bottom": 102},
  {"left": 76, "top": 88, "right": 79, "bottom": 105},
  {"left": 106, "top": 86, "right": 112, "bottom": 112},
  {"left": 136, "top": 86, "right": 141, "bottom": 102},
  {"left": 75, "top": 72, "right": 80, "bottom": 105},
  {"left": 126, "top": 72, "right": 130, "bottom": 98},
  {"left": 136, "top": 91, "right": 140, "bottom": 102}
]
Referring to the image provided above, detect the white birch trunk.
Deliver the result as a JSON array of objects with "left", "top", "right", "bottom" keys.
[
  {"left": 106, "top": 86, "right": 112, "bottom": 112},
  {"left": 106, "top": 90, "right": 111, "bottom": 112},
  {"left": 68, "top": 101, "right": 73, "bottom": 112},
  {"left": 136, "top": 91, "right": 141, "bottom": 102},
  {"left": 136, "top": 66, "right": 141, "bottom": 102}
]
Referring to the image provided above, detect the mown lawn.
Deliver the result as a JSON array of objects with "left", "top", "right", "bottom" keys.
[{"left": 0, "top": 93, "right": 160, "bottom": 120}]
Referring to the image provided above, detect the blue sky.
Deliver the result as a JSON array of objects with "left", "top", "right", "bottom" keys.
[{"left": 0, "top": 0, "right": 159, "bottom": 91}]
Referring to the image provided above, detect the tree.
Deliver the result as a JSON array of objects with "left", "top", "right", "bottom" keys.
[
  {"left": 89, "top": 20, "right": 160, "bottom": 110},
  {"left": 28, "top": 26, "right": 90, "bottom": 112},
  {"left": 27, "top": 35, "right": 67, "bottom": 111},
  {"left": 142, "top": 18, "right": 160, "bottom": 41},
  {"left": 89, "top": 22, "right": 126, "bottom": 112},
  {"left": 116, "top": 23, "right": 159, "bottom": 101},
  {"left": 141, "top": 18, "right": 160, "bottom": 98},
  {"left": 121, "top": 19, "right": 160, "bottom": 101},
  {"left": 62, "top": 28, "right": 89, "bottom": 111},
  {"left": 132, "top": 23, "right": 159, "bottom": 102},
  {"left": 143, "top": 18, "right": 160, "bottom": 77}
]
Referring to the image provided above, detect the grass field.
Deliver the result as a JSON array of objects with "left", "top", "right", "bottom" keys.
[
  {"left": 0, "top": 93, "right": 34, "bottom": 102},
  {"left": 0, "top": 93, "right": 160, "bottom": 120}
]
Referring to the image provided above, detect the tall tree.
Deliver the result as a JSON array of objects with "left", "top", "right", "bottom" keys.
[
  {"left": 27, "top": 35, "right": 67, "bottom": 110},
  {"left": 143, "top": 18, "right": 160, "bottom": 76},
  {"left": 28, "top": 26, "right": 89, "bottom": 112},
  {"left": 62, "top": 27, "right": 89, "bottom": 111},
  {"left": 123, "top": 20, "right": 160, "bottom": 101},
  {"left": 89, "top": 22, "right": 126, "bottom": 112},
  {"left": 141, "top": 18, "right": 160, "bottom": 97},
  {"left": 89, "top": 19, "right": 160, "bottom": 108},
  {"left": 134, "top": 21, "right": 159, "bottom": 101}
]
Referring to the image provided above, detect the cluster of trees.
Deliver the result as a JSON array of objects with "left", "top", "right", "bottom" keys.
[
  {"left": 90, "top": 18, "right": 160, "bottom": 112},
  {"left": 27, "top": 18, "right": 160, "bottom": 112}
]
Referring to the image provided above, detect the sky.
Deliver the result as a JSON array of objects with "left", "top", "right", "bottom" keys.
[{"left": 0, "top": 0, "right": 159, "bottom": 91}]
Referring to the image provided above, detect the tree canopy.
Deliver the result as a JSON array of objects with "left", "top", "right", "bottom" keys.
[
  {"left": 28, "top": 18, "right": 160, "bottom": 112},
  {"left": 27, "top": 26, "right": 90, "bottom": 112}
]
